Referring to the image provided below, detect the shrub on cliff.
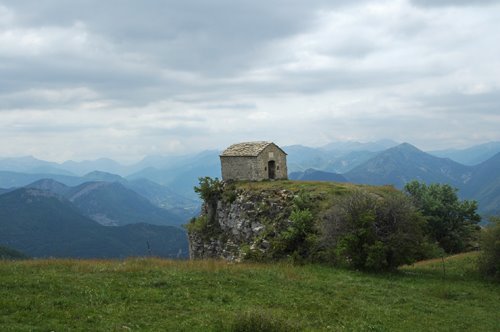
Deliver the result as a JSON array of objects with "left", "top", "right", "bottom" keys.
[
  {"left": 320, "top": 190, "right": 425, "bottom": 271},
  {"left": 194, "top": 176, "right": 223, "bottom": 206},
  {"left": 271, "top": 190, "right": 318, "bottom": 262},
  {"left": 478, "top": 216, "right": 500, "bottom": 281}
]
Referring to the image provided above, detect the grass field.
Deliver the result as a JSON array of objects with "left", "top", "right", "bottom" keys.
[{"left": 0, "top": 252, "right": 498, "bottom": 331}]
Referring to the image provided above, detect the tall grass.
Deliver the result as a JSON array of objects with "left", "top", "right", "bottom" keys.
[{"left": 0, "top": 253, "right": 499, "bottom": 331}]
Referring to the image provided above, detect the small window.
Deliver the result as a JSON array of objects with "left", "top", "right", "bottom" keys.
[
  {"left": 265, "top": 167, "right": 267, "bottom": 171},
  {"left": 277, "top": 166, "right": 280, "bottom": 170}
]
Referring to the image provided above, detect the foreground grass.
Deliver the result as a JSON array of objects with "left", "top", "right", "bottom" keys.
[{"left": 0, "top": 253, "right": 498, "bottom": 331}]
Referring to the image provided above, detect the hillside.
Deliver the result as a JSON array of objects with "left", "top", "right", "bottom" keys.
[
  {"left": 12, "top": 170, "right": 197, "bottom": 218},
  {"left": 341, "top": 144, "right": 500, "bottom": 215},
  {"left": 0, "top": 245, "right": 28, "bottom": 260},
  {"left": 430, "top": 141, "right": 500, "bottom": 165},
  {"left": 65, "top": 181, "right": 184, "bottom": 226},
  {"left": 0, "top": 253, "right": 498, "bottom": 330},
  {"left": 126, "top": 178, "right": 198, "bottom": 209},
  {"left": 0, "top": 188, "right": 188, "bottom": 258},
  {"left": 25, "top": 179, "right": 184, "bottom": 227},
  {"left": 284, "top": 145, "right": 377, "bottom": 173},
  {"left": 463, "top": 152, "right": 500, "bottom": 215},
  {"left": 26, "top": 178, "right": 71, "bottom": 196}
]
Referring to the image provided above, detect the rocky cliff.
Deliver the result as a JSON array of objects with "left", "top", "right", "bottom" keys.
[{"left": 188, "top": 182, "right": 296, "bottom": 261}]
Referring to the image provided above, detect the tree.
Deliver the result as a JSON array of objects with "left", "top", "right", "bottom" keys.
[
  {"left": 320, "top": 190, "right": 425, "bottom": 271},
  {"left": 194, "top": 176, "right": 223, "bottom": 206},
  {"left": 404, "top": 181, "right": 481, "bottom": 254}
]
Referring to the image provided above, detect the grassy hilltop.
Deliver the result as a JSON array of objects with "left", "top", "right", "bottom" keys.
[
  {"left": 1, "top": 253, "right": 499, "bottom": 331},
  {"left": 233, "top": 179, "right": 397, "bottom": 203}
]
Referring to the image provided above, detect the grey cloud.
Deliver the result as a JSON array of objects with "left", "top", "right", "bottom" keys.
[
  {"left": 415, "top": 91, "right": 500, "bottom": 115},
  {"left": 6, "top": 1, "right": 335, "bottom": 76},
  {"left": 411, "top": 0, "right": 500, "bottom": 7},
  {"left": 0, "top": 0, "right": 499, "bottom": 160},
  {"left": 203, "top": 103, "right": 256, "bottom": 110}
]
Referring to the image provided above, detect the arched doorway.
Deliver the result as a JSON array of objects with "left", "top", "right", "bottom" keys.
[{"left": 268, "top": 160, "right": 276, "bottom": 179}]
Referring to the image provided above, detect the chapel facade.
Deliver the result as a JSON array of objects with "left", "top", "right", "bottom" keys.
[{"left": 220, "top": 141, "right": 288, "bottom": 181}]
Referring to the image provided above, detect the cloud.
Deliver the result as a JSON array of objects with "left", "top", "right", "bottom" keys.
[
  {"left": 0, "top": 0, "right": 499, "bottom": 161},
  {"left": 411, "top": 0, "right": 500, "bottom": 7}
]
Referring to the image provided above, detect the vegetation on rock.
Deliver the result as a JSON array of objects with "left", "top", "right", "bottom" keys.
[{"left": 189, "top": 178, "right": 483, "bottom": 271}]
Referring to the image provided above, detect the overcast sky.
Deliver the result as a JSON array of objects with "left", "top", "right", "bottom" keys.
[{"left": 1, "top": 0, "right": 499, "bottom": 162}]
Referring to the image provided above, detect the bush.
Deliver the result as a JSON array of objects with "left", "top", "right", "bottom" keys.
[
  {"left": 270, "top": 191, "right": 317, "bottom": 261},
  {"left": 478, "top": 216, "right": 500, "bottom": 281},
  {"left": 320, "top": 190, "right": 425, "bottom": 271},
  {"left": 186, "top": 216, "right": 209, "bottom": 233},
  {"left": 292, "top": 189, "right": 312, "bottom": 211},
  {"left": 222, "top": 182, "right": 237, "bottom": 203}
]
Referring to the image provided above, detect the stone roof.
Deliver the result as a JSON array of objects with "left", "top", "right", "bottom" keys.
[{"left": 221, "top": 141, "right": 277, "bottom": 157}]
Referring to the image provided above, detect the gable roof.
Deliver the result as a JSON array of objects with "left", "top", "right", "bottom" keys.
[{"left": 220, "top": 141, "right": 286, "bottom": 157}]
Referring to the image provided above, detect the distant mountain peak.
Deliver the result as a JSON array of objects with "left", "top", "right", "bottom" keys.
[
  {"left": 389, "top": 142, "right": 424, "bottom": 154},
  {"left": 394, "top": 142, "right": 420, "bottom": 150},
  {"left": 321, "top": 139, "right": 399, "bottom": 152},
  {"left": 345, "top": 142, "right": 471, "bottom": 189},
  {"left": 25, "top": 179, "right": 69, "bottom": 197},
  {"left": 83, "top": 171, "right": 125, "bottom": 182},
  {"left": 26, "top": 178, "right": 68, "bottom": 189}
]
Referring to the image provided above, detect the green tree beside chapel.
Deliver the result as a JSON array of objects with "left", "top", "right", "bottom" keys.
[{"left": 404, "top": 181, "right": 481, "bottom": 254}]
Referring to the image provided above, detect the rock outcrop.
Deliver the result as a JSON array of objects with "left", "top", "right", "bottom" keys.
[{"left": 188, "top": 182, "right": 296, "bottom": 261}]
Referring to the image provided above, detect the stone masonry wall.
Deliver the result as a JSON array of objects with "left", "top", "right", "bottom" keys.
[
  {"left": 220, "top": 144, "right": 288, "bottom": 181},
  {"left": 220, "top": 156, "right": 259, "bottom": 181}
]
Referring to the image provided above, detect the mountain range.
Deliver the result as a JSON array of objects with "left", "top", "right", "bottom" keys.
[
  {"left": 1, "top": 139, "right": 499, "bottom": 258},
  {"left": 0, "top": 188, "right": 188, "bottom": 258},
  {"left": 344, "top": 143, "right": 471, "bottom": 188},
  {"left": 0, "top": 170, "right": 198, "bottom": 216},
  {"left": 2, "top": 140, "right": 498, "bottom": 193},
  {"left": 0, "top": 173, "right": 197, "bottom": 258},
  {"left": 26, "top": 179, "right": 184, "bottom": 227},
  {"left": 292, "top": 143, "right": 500, "bottom": 216},
  {"left": 430, "top": 141, "right": 500, "bottom": 166}
]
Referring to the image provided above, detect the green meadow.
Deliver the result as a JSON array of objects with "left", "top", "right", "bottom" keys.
[{"left": 1, "top": 252, "right": 498, "bottom": 331}]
